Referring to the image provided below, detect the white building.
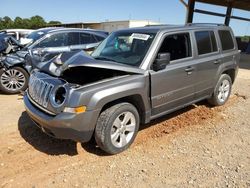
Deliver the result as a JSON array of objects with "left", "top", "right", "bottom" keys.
[
  {"left": 49, "top": 20, "right": 162, "bottom": 32},
  {"left": 100, "top": 20, "right": 161, "bottom": 32}
]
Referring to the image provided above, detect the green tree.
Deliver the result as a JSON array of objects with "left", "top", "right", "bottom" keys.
[
  {"left": 22, "top": 18, "right": 31, "bottom": 29},
  {"left": 14, "top": 17, "right": 23, "bottom": 28},
  {"left": 2, "top": 16, "right": 13, "bottom": 29},
  {"left": 0, "top": 17, "right": 3, "bottom": 29},
  {"left": 30, "top": 15, "right": 46, "bottom": 29},
  {"left": 48, "top": 21, "right": 62, "bottom": 25},
  {"left": 241, "top": 36, "right": 250, "bottom": 43},
  {"left": 0, "top": 15, "right": 61, "bottom": 29}
]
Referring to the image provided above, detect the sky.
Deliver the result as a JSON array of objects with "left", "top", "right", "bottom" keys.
[{"left": 0, "top": 0, "right": 249, "bottom": 36}]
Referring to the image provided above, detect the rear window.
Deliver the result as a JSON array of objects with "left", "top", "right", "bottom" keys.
[
  {"left": 219, "top": 30, "right": 234, "bottom": 51},
  {"left": 195, "top": 31, "right": 218, "bottom": 55}
]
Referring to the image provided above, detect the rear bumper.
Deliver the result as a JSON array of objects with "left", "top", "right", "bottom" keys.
[{"left": 23, "top": 94, "right": 100, "bottom": 143}]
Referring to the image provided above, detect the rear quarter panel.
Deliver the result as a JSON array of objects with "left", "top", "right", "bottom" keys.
[{"left": 213, "top": 27, "right": 240, "bottom": 87}]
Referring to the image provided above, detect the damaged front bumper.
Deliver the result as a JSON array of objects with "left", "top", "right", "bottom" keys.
[{"left": 23, "top": 93, "right": 100, "bottom": 143}]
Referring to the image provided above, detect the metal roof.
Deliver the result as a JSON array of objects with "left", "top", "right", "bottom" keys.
[{"left": 196, "top": 0, "right": 250, "bottom": 11}]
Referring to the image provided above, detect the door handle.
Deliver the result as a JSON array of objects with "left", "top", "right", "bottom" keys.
[
  {"left": 214, "top": 59, "right": 221, "bottom": 64},
  {"left": 185, "top": 67, "right": 195, "bottom": 72}
]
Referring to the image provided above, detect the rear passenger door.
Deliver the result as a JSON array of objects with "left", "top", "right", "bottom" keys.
[
  {"left": 79, "top": 32, "right": 95, "bottom": 44},
  {"left": 193, "top": 30, "right": 221, "bottom": 98},
  {"left": 79, "top": 32, "right": 99, "bottom": 53},
  {"left": 150, "top": 32, "right": 196, "bottom": 117},
  {"left": 218, "top": 29, "right": 239, "bottom": 76},
  {"left": 68, "top": 32, "right": 80, "bottom": 46}
]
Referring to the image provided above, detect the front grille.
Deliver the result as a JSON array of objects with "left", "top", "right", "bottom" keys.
[{"left": 28, "top": 74, "right": 54, "bottom": 108}]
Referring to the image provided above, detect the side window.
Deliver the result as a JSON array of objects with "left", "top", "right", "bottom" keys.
[
  {"left": 79, "top": 33, "right": 97, "bottom": 44},
  {"left": 219, "top": 30, "right": 234, "bottom": 51},
  {"left": 195, "top": 31, "right": 218, "bottom": 55},
  {"left": 19, "top": 33, "right": 27, "bottom": 38},
  {"left": 8, "top": 32, "right": 17, "bottom": 39},
  {"left": 94, "top": 35, "right": 105, "bottom": 42},
  {"left": 158, "top": 33, "right": 192, "bottom": 61},
  {"left": 38, "top": 33, "right": 68, "bottom": 48},
  {"left": 68, "top": 32, "right": 80, "bottom": 45}
]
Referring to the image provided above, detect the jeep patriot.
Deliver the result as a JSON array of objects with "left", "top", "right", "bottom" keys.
[{"left": 24, "top": 24, "right": 240, "bottom": 154}]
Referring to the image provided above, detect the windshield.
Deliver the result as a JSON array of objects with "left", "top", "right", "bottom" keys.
[
  {"left": 92, "top": 31, "right": 155, "bottom": 67},
  {"left": 26, "top": 30, "right": 46, "bottom": 41},
  {"left": 22, "top": 30, "right": 48, "bottom": 49}
]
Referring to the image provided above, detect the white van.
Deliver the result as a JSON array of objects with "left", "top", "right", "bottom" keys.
[{"left": 0, "top": 29, "right": 34, "bottom": 42}]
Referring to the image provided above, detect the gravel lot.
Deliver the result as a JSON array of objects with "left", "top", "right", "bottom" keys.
[{"left": 0, "top": 54, "right": 249, "bottom": 188}]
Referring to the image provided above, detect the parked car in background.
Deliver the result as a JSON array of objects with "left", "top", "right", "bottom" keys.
[
  {"left": 0, "top": 28, "right": 108, "bottom": 94},
  {"left": 23, "top": 24, "right": 240, "bottom": 154},
  {"left": 0, "top": 28, "right": 53, "bottom": 59},
  {"left": 0, "top": 29, "right": 34, "bottom": 42},
  {"left": 19, "top": 28, "right": 57, "bottom": 46},
  {"left": 0, "top": 32, "right": 23, "bottom": 58}
]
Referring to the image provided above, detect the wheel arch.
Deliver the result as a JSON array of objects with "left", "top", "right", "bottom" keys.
[
  {"left": 222, "top": 68, "right": 236, "bottom": 83},
  {"left": 100, "top": 94, "right": 148, "bottom": 124}
]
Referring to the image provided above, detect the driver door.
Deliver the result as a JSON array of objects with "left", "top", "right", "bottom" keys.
[{"left": 150, "top": 32, "right": 196, "bottom": 117}]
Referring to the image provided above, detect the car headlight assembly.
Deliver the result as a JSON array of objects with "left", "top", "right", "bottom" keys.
[{"left": 50, "top": 86, "right": 67, "bottom": 108}]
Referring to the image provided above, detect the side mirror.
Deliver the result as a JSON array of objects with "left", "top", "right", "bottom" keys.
[{"left": 152, "top": 53, "right": 170, "bottom": 71}]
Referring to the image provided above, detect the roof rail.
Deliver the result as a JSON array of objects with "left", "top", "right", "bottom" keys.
[
  {"left": 186, "top": 23, "right": 225, "bottom": 26},
  {"left": 145, "top": 24, "right": 177, "bottom": 27}
]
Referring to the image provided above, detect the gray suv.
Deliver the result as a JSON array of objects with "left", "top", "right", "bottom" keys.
[{"left": 24, "top": 24, "right": 240, "bottom": 154}]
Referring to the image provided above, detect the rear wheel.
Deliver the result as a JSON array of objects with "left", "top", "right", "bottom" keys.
[
  {"left": 0, "top": 67, "right": 29, "bottom": 94},
  {"left": 208, "top": 74, "right": 232, "bottom": 106},
  {"left": 95, "top": 103, "right": 140, "bottom": 154}
]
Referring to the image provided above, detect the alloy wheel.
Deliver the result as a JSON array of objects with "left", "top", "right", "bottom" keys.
[
  {"left": 0, "top": 69, "right": 26, "bottom": 91},
  {"left": 217, "top": 79, "right": 230, "bottom": 103},
  {"left": 110, "top": 111, "right": 136, "bottom": 148}
]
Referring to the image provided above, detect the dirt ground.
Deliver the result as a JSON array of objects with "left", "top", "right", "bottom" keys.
[{"left": 0, "top": 54, "right": 250, "bottom": 188}]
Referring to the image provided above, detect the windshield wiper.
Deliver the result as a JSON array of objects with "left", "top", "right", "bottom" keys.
[{"left": 94, "top": 56, "right": 116, "bottom": 62}]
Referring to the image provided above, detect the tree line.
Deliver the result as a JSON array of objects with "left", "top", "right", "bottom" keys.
[{"left": 0, "top": 15, "right": 61, "bottom": 30}]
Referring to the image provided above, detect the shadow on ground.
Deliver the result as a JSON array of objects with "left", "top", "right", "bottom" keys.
[
  {"left": 18, "top": 100, "right": 212, "bottom": 156},
  {"left": 18, "top": 111, "right": 109, "bottom": 156},
  {"left": 239, "top": 54, "right": 250, "bottom": 70},
  {"left": 18, "top": 111, "right": 78, "bottom": 156},
  {"left": 81, "top": 140, "right": 110, "bottom": 156}
]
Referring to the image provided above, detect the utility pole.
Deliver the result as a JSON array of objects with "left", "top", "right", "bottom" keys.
[
  {"left": 186, "top": 0, "right": 195, "bottom": 23},
  {"left": 225, "top": 3, "right": 232, "bottom": 26}
]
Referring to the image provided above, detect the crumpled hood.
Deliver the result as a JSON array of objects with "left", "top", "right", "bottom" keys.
[
  {"left": 39, "top": 50, "right": 145, "bottom": 76},
  {"left": 2, "top": 50, "right": 28, "bottom": 68}
]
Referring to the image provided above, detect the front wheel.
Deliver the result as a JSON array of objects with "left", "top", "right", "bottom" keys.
[
  {"left": 0, "top": 67, "right": 29, "bottom": 94},
  {"left": 95, "top": 103, "right": 140, "bottom": 154},
  {"left": 208, "top": 74, "right": 232, "bottom": 106}
]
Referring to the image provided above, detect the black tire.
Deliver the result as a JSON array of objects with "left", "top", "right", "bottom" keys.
[
  {"left": 208, "top": 74, "right": 232, "bottom": 106},
  {"left": 0, "top": 67, "right": 29, "bottom": 94},
  {"left": 95, "top": 102, "right": 140, "bottom": 155}
]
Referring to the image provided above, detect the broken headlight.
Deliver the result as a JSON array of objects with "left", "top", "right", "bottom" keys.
[{"left": 50, "top": 86, "right": 67, "bottom": 107}]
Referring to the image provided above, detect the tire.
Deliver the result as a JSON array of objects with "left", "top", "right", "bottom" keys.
[
  {"left": 0, "top": 67, "right": 29, "bottom": 94},
  {"left": 95, "top": 102, "right": 140, "bottom": 154},
  {"left": 208, "top": 74, "right": 232, "bottom": 106}
]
